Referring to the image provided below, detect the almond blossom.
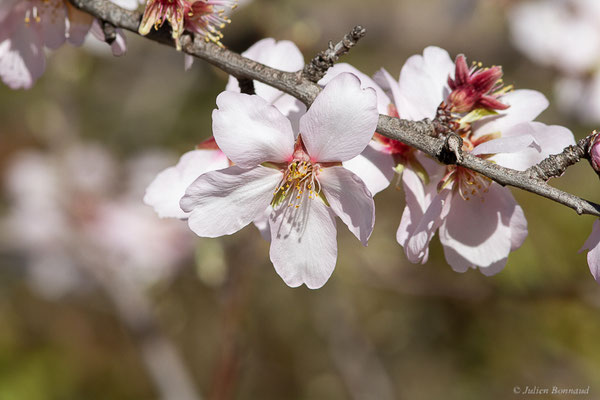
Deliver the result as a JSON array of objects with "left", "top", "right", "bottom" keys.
[
  {"left": 393, "top": 47, "right": 575, "bottom": 275},
  {"left": 0, "top": 0, "right": 127, "bottom": 89},
  {"left": 2, "top": 144, "right": 194, "bottom": 298},
  {"left": 139, "top": 0, "right": 237, "bottom": 50},
  {"left": 508, "top": 0, "right": 600, "bottom": 123},
  {"left": 145, "top": 38, "right": 305, "bottom": 224},
  {"left": 180, "top": 73, "right": 379, "bottom": 288},
  {"left": 148, "top": 43, "right": 299, "bottom": 222}
]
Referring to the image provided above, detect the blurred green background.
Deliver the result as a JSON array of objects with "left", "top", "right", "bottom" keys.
[{"left": 1, "top": 0, "right": 600, "bottom": 399}]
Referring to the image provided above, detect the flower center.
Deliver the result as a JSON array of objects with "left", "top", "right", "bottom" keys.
[
  {"left": 272, "top": 160, "right": 322, "bottom": 209},
  {"left": 439, "top": 165, "right": 491, "bottom": 201}
]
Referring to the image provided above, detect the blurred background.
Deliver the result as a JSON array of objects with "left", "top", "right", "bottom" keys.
[{"left": 1, "top": 0, "right": 600, "bottom": 399}]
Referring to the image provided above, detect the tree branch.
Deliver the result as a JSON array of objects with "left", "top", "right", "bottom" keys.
[{"left": 67, "top": 0, "right": 600, "bottom": 217}]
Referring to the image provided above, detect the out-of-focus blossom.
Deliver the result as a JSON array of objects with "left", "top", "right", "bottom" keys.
[
  {"left": 2, "top": 144, "right": 194, "bottom": 299},
  {"left": 180, "top": 73, "right": 378, "bottom": 289},
  {"left": 393, "top": 47, "right": 575, "bottom": 275},
  {"left": 0, "top": 0, "right": 132, "bottom": 89},
  {"left": 89, "top": 19, "right": 128, "bottom": 56},
  {"left": 581, "top": 220, "right": 600, "bottom": 284},
  {"left": 139, "top": 0, "right": 237, "bottom": 50},
  {"left": 508, "top": 0, "right": 600, "bottom": 123},
  {"left": 146, "top": 38, "right": 305, "bottom": 223},
  {"left": 589, "top": 131, "right": 600, "bottom": 173}
]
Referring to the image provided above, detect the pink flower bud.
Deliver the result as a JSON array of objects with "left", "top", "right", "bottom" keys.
[{"left": 590, "top": 131, "right": 600, "bottom": 172}]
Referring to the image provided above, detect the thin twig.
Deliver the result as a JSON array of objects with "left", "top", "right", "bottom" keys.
[
  {"left": 66, "top": 0, "right": 600, "bottom": 217},
  {"left": 302, "top": 25, "right": 367, "bottom": 83}
]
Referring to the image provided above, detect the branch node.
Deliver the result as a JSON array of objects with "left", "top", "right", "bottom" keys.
[
  {"left": 101, "top": 20, "right": 117, "bottom": 44},
  {"left": 237, "top": 78, "right": 255, "bottom": 95},
  {"left": 437, "top": 133, "right": 463, "bottom": 164},
  {"left": 302, "top": 25, "right": 367, "bottom": 83}
]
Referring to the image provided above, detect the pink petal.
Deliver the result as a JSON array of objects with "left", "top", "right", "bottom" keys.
[
  {"left": 269, "top": 197, "right": 337, "bottom": 289},
  {"left": 227, "top": 38, "right": 305, "bottom": 104},
  {"left": 184, "top": 54, "right": 194, "bottom": 70},
  {"left": 439, "top": 184, "right": 527, "bottom": 274},
  {"left": 397, "top": 168, "right": 427, "bottom": 256},
  {"left": 319, "top": 63, "right": 392, "bottom": 114},
  {"left": 473, "top": 90, "right": 549, "bottom": 136},
  {"left": 110, "top": 28, "right": 127, "bottom": 56},
  {"left": 0, "top": 23, "right": 45, "bottom": 89},
  {"left": 395, "top": 46, "right": 455, "bottom": 120},
  {"left": 489, "top": 122, "right": 575, "bottom": 171},
  {"left": 343, "top": 143, "right": 394, "bottom": 196},
  {"left": 581, "top": 220, "right": 600, "bottom": 283},
  {"left": 212, "top": 91, "right": 295, "bottom": 168},
  {"left": 404, "top": 189, "right": 452, "bottom": 264},
  {"left": 300, "top": 73, "right": 378, "bottom": 162},
  {"left": 144, "top": 149, "right": 229, "bottom": 219},
  {"left": 39, "top": 0, "right": 67, "bottom": 49},
  {"left": 181, "top": 166, "right": 282, "bottom": 237},
  {"left": 319, "top": 166, "right": 375, "bottom": 245},
  {"left": 66, "top": 3, "right": 93, "bottom": 46},
  {"left": 252, "top": 206, "right": 272, "bottom": 242},
  {"left": 225, "top": 38, "right": 306, "bottom": 130},
  {"left": 373, "top": 68, "right": 403, "bottom": 115},
  {"left": 471, "top": 134, "right": 538, "bottom": 156}
]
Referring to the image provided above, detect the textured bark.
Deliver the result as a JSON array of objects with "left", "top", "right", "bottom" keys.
[{"left": 68, "top": 0, "right": 600, "bottom": 217}]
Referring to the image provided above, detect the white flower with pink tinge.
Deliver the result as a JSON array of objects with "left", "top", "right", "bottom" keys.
[
  {"left": 581, "top": 220, "right": 600, "bottom": 284},
  {"left": 180, "top": 73, "right": 379, "bottom": 288},
  {"left": 145, "top": 38, "right": 305, "bottom": 224},
  {"left": 0, "top": 0, "right": 127, "bottom": 89},
  {"left": 395, "top": 47, "right": 575, "bottom": 275}
]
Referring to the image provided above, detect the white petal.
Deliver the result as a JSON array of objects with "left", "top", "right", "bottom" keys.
[
  {"left": 300, "top": 73, "right": 378, "bottom": 162},
  {"left": 252, "top": 206, "right": 272, "bottom": 242},
  {"left": 181, "top": 166, "right": 282, "bottom": 237},
  {"left": 489, "top": 122, "right": 575, "bottom": 171},
  {"left": 144, "top": 149, "right": 229, "bottom": 219},
  {"left": 405, "top": 189, "right": 452, "bottom": 264},
  {"left": 581, "top": 220, "right": 600, "bottom": 284},
  {"left": 269, "top": 198, "right": 337, "bottom": 289},
  {"left": 227, "top": 38, "right": 305, "bottom": 104},
  {"left": 473, "top": 90, "right": 549, "bottom": 136},
  {"left": 397, "top": 168, "right": 427, "bottom": 255},
  {"left": 471, "top": 134, "right": 538, "bottom": 156},
  {"left": 212, "top": 91, "right": 295, "bottom": 168},
  {"left": 439, "top": 184, "right": 526, "bottom": 274},
  {"left": 319, "top": 166, "right": 375, "bottom": 245},
  {"left": 0, "top": 22, "right": 45, "bottom": 89},
  {"left": 343, "top": 143, "right": 394, "bottom": 196},
  {"left": 225, "top": 38, "right": 306, "bottom": 129},
  {"left": 395, "top": 46, "right": 454, "bottom": 120},
  {"left": 319, "top": 63, "right": 391, "bottom": 114}
]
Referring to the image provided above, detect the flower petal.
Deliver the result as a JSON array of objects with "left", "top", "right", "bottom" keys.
[
  {"left": 40, "top": 0, "right": 67, "bottom": 49},
  {"left": 439, "top": 184, "right": 526, "bottom": 274},
  {"left": 181, "top": 166, "right": 282, "bottom": 237},
  {"left": 227, "top": 38, "right": 305, "bottom": 104},
  {"left": 252, "top": 206, "right": 272, "bottom": 242},
  {"left": 471, "top": 134, "right": 538, "bottom": 156},
  {"left": 319, "top": 63, "right": 391, "bottom": 114},
  {"left": 489, "top": 122, "right": 575, "bottom": 171},
  {"left": 144, "top": 149, "right": 229, "bottom": 219},
  {"left": 343, "top": 143, "right": 394, "bottom": 196},
  {"left": 395, "top": 46, "right": 454, "bottom": 120},
  {"left": 0, "top": 22, "right": 45, "bottom": 89},
  {"left": 397, "top": 168, "right": 427, "bottom": 258},
  {"left": 404, "top": 189, "right": 452, "bottom": 264},
  {"left": 581, "top": 220, "right": 600, "bottom": 283},
  {"left": 319, "top": 166, "right": 375, "bottom": 245},
  {"left": 269, "top": 198, "right": 337, "bottom": 289},
  {"left": 66, "top": 3, "right": 93, "bottom": 46},
  {"left": 300, "top": 73, "right": 378, "bottom": 162},
  {"left": 473, "top": 90, "right": 549, "bottom": 136},
  {"left": 212, "top": 91, "right": 295, "bottom": 168}
]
